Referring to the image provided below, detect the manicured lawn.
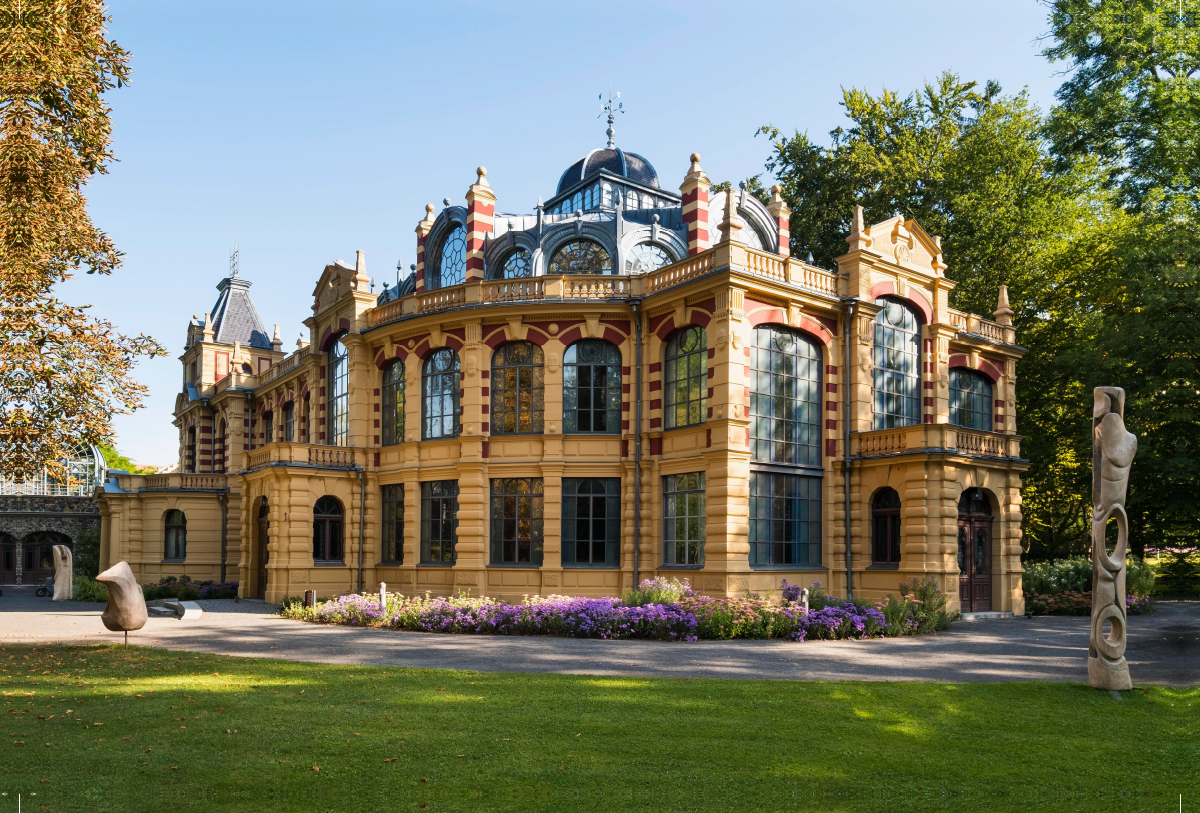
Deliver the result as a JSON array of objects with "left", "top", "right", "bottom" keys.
[{"left": 0, "top": 644, "right": 1195, "bottom": 812}]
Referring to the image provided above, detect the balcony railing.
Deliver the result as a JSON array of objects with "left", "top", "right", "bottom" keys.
[
  {"left": 647, "top": 252, "right": 714, "bottom": 293},
  {"left": 853, "top": 424, "right": 1021, "bottom": 459},
  {"left": 945, "top": 308, "right": 1015, "bottom": 345},
  {"left": 258, "top": 348, "right": 308, "bottom": 386},
  {"left": 214, "top": 371, "right": 257, "bottom": 393},
  {"left": 241, "top": 442, "right": 367, "bottom": 471},
  {"left": 142, "top": 473, "right": 229, "bottom": 491}
]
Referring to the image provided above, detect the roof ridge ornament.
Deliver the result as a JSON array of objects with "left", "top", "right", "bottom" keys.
[{"left": 599, "top": 89, "right": 623, "bottom": 149}]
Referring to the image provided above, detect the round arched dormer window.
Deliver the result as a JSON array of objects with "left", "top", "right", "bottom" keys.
[
  {"left": 626, "top": 243, "right": 672, "bottom": 274},
  {"left": 497, "top": 249, "right": 532, "bottom": 279},
  {"left": 549, "top": 240, "right": 611, "bottom": 275},
  {"left": 433, "top": 225, "right": 466, "bottom": 289}
]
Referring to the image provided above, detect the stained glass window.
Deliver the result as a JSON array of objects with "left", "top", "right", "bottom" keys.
[
  {"left": 563, "top": 340, "right": 621, "bottom": 433},
  {"left": 420, "top": 480, "right": 458, "bottom": 564},
  {"left": 664, "top": 326, "right": 706, "bottom": 429},
  {"left": 872, "top": 297, "right": 922, "bottom": 429},
  {"left": 626, "top": 243, "right": 672, "bottom": 274},
  {"left": 750, "top": 326, "right": 822, "bottom": 466},
  {"left": 950, "top": 369, "right": 994, "bottom": 431},
  {"left": 561, "top": 478, "right": 621, "bottom": 567},
  {"left": 489, "top": 478, "right": 543, "bottom": 565},
  {"left": 748, "top": 472, "right": 821, "bottom": 567},
  {"left": 381, "top": 484, "right": 403, "bottom": 564},
  {"left": 663, "top": 472, "right": 705, "bottom": 566},
  {"left": 434, "top": 225, "right": 466, "bottom": 289},
  {"left": 500, "top": 249, "right": 532, "bottom": 279},
  {"left": 548, "top": 240, "right": 610, "bottom": 275},
  {"left": 328, "top": 338, "right": 349, "bottom": 446},
  {"left": 382, "top": 360, "right": 405, "bottom": 445},
  {"left": 491, "top": 342, "right": 544, "bottom": 434},
  {"left": 422, "top": 349, "right": 460, "bottom": 440}
]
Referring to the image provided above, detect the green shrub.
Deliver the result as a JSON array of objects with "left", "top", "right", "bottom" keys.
[
  {"left": 807, "top": 582, "right": 831, "bottom": 611},
  {"left": 74, "top": 528, "right": 101, "bottom": 579},
  {"left": 897, "top": 575, "right": 955, "bottom": 633},
  {"left": 1158, "top": 549, "right": 1200, "bottom": 596},
  {"left": 1126, "top": 558, "right": 1158, "bottom": 598},
  {"left": 1025, "top": 556, "right": 1159, "bottom": 599},
  {"left": 622, "top": 577, "right": 693, "bottom": 607},
  {"left": 72, "top": 577, "right": 108, "bottom": 602},
  {"left": 878, "top": 594, "right": 917, "bottom": 637}
]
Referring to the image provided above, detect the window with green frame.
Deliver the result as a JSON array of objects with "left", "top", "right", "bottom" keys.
[{"left": 664, "top": 326, "right": 707, "bottom": 429}]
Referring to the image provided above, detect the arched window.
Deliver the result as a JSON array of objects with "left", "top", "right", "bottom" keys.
[
  {"left": 491, "top": 342, "right": 544, "bottom": 434},
  {"left": 950, "top": 369, "right": 994, "bottom": 431},
  {"left": 548, "top": 240, "right": 611, "bottom": 275},
  {"left": 626, "top": 243, "right": 672, "bottom": 274},
  {"left": 664, "top": 326, "right": 707, "bottom": 429},
  {"left": 313, "top": 496, "right": 343, "bottom": 563},
  {"left": 422, "top": 348, "right": 460, "bottom": 440},
  {"left": 750, "top": 325, "right": 822, "bottom": 466},
  {"left": 563, "top": 340, "right": 621, "bottom": 433},
  {"left": 283, "top": 402, "right": 294, "bottom": 442},
  {"left": 263, "top": 410, "right": 274, "bottom": 445},
  {"left": 164, "top": 510, "right": 187, "bottom": 561},
  {"left": 583, "top": 187, "right": 593, "bottom": 209},
  {"left": 186, "top": 427, "right": 196, "bottom": 472},
  {"left": 432, "top": 225, "right": 466, "bottom": 289},
  {"left": 381, "top": 484, "right": 403, "bottom": 564},
  {"left": 561, "top": 477, "right": 621, "bottom": 567},
  {"left": 872, "top": 488, "right": 902, "bottom": 565},
  {"left": 489, "top": 477, "right": 544, "bottom": 565},
  {"left": 872, "top": 297, "right": 922, "bottom": 429},
  {"left": 328, "top": 337, "right": 349, "bottom": 446},
  {"left": 302, "top": 394, "right": 311, "bottom": 443},
  {"left": 215, "top": 420, "right": 226, "bottom": 473},
  {"left": 497, "top": 249, "right": 532, "bottom": 279},
  {"left": 382, "top": 360, "right": 406, "bottom": 446},
  {"left": 572, "top": 191, "right": 582, "bottom": 211},
  {"left": 626, "top": 190, "right": 639, "bottom": 210},
  {"left": 663, "top": 472, "right": 705, "bottom": 566}
]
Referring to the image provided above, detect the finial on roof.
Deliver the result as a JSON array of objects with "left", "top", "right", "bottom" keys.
[
  {"left": 689, "top": 153, "right": 702, "bottom": 172},
  {"left": 229, "top": 242, "right": 240, "bottom": 279},
  {"left": 718, "top": 185, "right": 745, "bottom": 243},
  {"left": 806, "top": 251, "right": 814, "bottom": 264},
  {"left": 443, "top": 197, "right": 452, "bottom": 208},
  {"left": 994, "top": 285, "right": 1014, "bottom": 326},
  {"left": 599, "top": 89, "right": 623, "bottom": 149},
  {"left": 271, "top": 324, "right": 283, "bottom": 352},
  {"left": 476, "top": 166, "right": 489, "bottom": 188}
]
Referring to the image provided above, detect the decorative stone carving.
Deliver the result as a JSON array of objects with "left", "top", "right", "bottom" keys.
[
  {"left": 542, "top": 573, "right": 560, "bottom": 588},
  {"left": 1088, "top": 387, "right": 1137, "bottom": 691},
  {"left": 454, "top": 571, "right": 479, "bottom": 586},
  {"left": 51, "top": 544, "right": 72, "bottom": 601},
  {"left": 96, "top": 561, "right": 148, "bottom": 633}
]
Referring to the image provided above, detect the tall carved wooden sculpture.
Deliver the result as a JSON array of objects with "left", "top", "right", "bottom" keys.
[{"left": 1089, "top": 387, "right": 1137, "bottom": 690}]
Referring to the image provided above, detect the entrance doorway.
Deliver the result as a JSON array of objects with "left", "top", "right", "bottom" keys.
[
  {"left": 1, "top": 534, "right": 15, "bottom": 584},
  {"left": 256, "top": 498, "right": 269, "bottom": 599},
  {"left": 957, "top": 488, "right": 993, "bottom": 612}
]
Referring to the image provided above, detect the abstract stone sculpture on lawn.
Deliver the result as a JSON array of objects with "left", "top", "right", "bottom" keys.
[
  {"left": 96, "top": 561, "right": 148, "bottom": 634},
  {"left": 1088, "top": 387, "right": 1137, "bottom": 690},
  {"left": 51, "top": 544, "right": 73, "bottom": 601}
]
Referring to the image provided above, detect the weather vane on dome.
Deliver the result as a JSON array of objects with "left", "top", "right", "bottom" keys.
[
  {"left": 229, "top": 240, "right": 240, "bottom": 279},
  {"left": 599, "top": 89, "right": 622, "bottom": 149}
]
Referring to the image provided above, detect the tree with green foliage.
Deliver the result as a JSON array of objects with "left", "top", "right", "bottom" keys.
[
  {"left": 758, "top": 73, "right": 1129, "bottom": 558},
  {"left": 0, "top": 2, "right": 166, "bottom": 482},
  {"left": 1045, "top": 0, "right": 1200, "bottom": 558}
]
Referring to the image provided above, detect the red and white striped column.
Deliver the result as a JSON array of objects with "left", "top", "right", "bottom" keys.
[
  {"left": 465, "top": 167, "right": 496, "bottom": 282},
  {"left": 767, "top": 184, "right": 791, "bottom": 257},
  {"left": 414, "top": 204, "right": 435, "bottom": 292},
  {"left": 680, "top": 152, "right": 711, "bottom": 256}
]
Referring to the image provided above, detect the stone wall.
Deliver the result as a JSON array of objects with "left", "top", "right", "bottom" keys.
[{"left": 0, "top": 495, "right": 100, "bottom": 584}]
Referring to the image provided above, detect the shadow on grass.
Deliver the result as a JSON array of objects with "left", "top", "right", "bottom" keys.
[{"left": 1, "top": 643, "right": 1197, "bottom": 812}]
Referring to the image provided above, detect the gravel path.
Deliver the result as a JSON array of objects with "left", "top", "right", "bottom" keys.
[{"left": 1, "top": 586, "right": 1195, "bottom": 686}]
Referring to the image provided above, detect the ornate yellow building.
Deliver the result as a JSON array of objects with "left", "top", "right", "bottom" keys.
[{"left": 96, "top": 143, "right": 1027, "bottom": 614}]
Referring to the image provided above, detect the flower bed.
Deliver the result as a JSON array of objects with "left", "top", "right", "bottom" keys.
[{"left": 281, "top": 576, "right": 953, "bottom": 643}]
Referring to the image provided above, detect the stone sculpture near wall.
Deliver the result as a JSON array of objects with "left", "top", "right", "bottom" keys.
[
  {"left": 96, "top": 561, "right": 148, "bottom": 638},
  {"left": 1088, "top": 387, "right": 1138, "bottom": 690},
  {"left": 51, "top": 544, "right": 73, "bottom": 600}
]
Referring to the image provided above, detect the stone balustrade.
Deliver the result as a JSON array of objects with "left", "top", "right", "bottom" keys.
[
  {"left": 140, "top": 473, "right": 229, "bottom": 491},
  {"left": 239, "top": 442, "right": 367, "bottom": 472},
  {"left": 854, "top": 424, "right": 1021, "bottom": 459}
]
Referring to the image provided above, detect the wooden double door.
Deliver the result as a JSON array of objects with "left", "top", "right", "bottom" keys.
[{"left": 957, "top": 489, "right": 993, "bottom": 612}]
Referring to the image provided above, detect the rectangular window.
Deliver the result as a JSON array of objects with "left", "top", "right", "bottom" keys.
[
  {"left": 490, "top": 478, "right": 544, "bottom": 565},
  {"left": 381, "top": 484, "right": 404, "bottom": 564},
  {"left": 663, "top": 472, "right": 705, "bottom": 566},
  {"left": 748, "top": 471, "right": 822, "bottom": 567},
  {"left": 561, "top": 478, "right": 620, "bottom": 567},
  {"left": 664, "top": 327, "right": 707, "bottom": 429},
  {"left": 284, "top": 403, "right": 295, "bottom": 442},
  {"left": 214, "top": 352, "right": 229, "bottom": 380},
  {"left": 749, "top": 327, "right": 822, "bottom": 466},
  {"left": 420, "top": 480, "right": 458, "bottom": 564},
  {"left": 263, "top": 411, "right": 274, "bottom": 445}
]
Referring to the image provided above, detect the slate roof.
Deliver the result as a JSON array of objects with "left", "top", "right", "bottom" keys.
[
  {"left": 556, "top": 147, "right": 660, "bottom": 196},
  {"left": 209, "top": 274, "right": 271, "bottom": 349}
]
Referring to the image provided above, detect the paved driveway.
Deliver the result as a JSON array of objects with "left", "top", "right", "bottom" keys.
[{"left": 1, "top": 587, "right": 1195, "bottom": 686}]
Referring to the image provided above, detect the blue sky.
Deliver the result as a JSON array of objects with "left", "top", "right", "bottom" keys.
[{"left": 69, "top": 1, "right": 1062, "bottom": 465}]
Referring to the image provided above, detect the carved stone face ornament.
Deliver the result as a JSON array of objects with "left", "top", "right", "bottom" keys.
[{"left": 1088, "top": 387, "right": 1137, "bottom": 691}]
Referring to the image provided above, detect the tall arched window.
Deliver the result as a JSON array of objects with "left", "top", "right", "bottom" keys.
[
  {"left": 422, "top": 348, "right": 460, "bottom": 440},
  {"left": 164, "top": 510, "right": 187, "bottom": 561},
  {"left": 872, "top": 488, "right": 902, "bottom": 565},
  {"left": 548, "top": 240, "right": 611, "bottom": 275},
  {"left": 283, "top": 402, "right": 294, "bottom": 442},
  {"left": 664, "top": 326, "right": 707, "bottom": 429},
  {"left": 950, "top": 369, "right": 994, "bottom": 431},
  {"left": 626, "top": 243, "right": 672, "bottom": 274},
  {"left": 313, "top": 496, "right": 344, "bottom": 563},
  {"left": 215, "top": 420, "right": 226, "bottom": 473},
  {"left": 626, "top": 190, "right": 639, "bottom": 210},
  {"left": 263, "top": 410, "right": 274, "bottom": 445},
  {"left": 432, "top": 225, "right": 466, "bottom": 289},
  {"left": 563, "top": 340, "right": 621, "bottom": 433},
  {"left": 186, "top": 427, "right": 196, "bottom": 472},
  {"left": 491, "top": 342, "right": 544, "bottom": 434},
  {"left": 328, "top": 337, "right": 349, "bottom": 446},
  {"left": 497, "top": 249, "right": 531, "bottom": 279},
  {"left": 750, "top": 325, "right": 822, "bottom": 466},
  {"left": 302, "top": 393, "right": 311, "bottom": 443},
  {"left": 382, "top": 360, "right": 406, "bottom": 445},
  {"left": 872, "top": 297, "right": 922, "bottom": 429}
]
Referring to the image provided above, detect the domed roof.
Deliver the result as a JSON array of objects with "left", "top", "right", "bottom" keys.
[{"left": 556, "top": 147, "right": 659, "bottom": 196}]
